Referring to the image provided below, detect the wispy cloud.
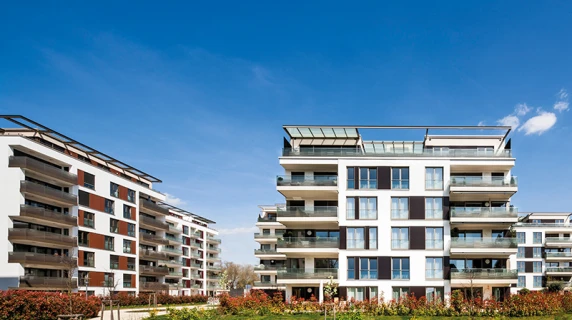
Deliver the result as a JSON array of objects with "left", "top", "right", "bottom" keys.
[
  {"left": 477, "top": 121, "right": 486, "bottom": 126},
  {"left": 518, "top": 109, "right": 557, "bottom": 135},
  {"left": 554, "top": 89, "right": 569, "bottom": 112},
  {"left": 164, "top": 193, "right": 186, "bottom": 207},
  {"left": 497, "top": 114, "right": 520, "bottom": 130},
  {"left": 218, "top": 226, "right": 259, "bottom": 235},
  {"left": 515, "top": 103, "right": 532, "bottom": 116}
]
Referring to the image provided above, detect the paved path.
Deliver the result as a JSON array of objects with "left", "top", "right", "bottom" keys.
[{"left": 90, "top": 304, "right": 213, "bottom": 320}]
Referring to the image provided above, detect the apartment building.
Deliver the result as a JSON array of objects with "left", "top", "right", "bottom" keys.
[
  {"left": 0, "top": 115, "right": 221, "bottom": 296},
  {"left": 254, "top": 125, "right": 519, "bottom": 301},
  {"left": 511, "top": 212, "right": 572, "bottom": 293}
]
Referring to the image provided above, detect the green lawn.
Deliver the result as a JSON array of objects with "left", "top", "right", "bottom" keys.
[{"left": 149, "top": 314, "right": 572, "bottom": 320}]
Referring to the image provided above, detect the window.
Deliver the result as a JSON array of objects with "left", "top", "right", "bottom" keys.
[
  {"left": 426, "top": 258, "right": 443, "bottom": 279},
  {"left": 391, "top": 167, "right": 409, "bottom": 189},
  {"left": 518, "top": 276, "right": 526, "bottom": 288},
  {"left": 84, "top": 172, "right": 95, "bottom": 189},
  {"left": 123, "top": 274, "right": 132, "bottom": 288},
  {"left": 369, "top": 287, "right": 378, "bottom": 300},
  {"left": 123, "top": 240, "right": 132, "bottom": 254},
  {"left": 127, "top": 189, "right": 135, "bottom": 203},
  {"left": 517, "top": 232, "right": 526, "bottom": 244},
  {"left": 123, "top": 205, "right": 132, "bottom": 219},
  {"left": 425, "top": 198, "right": 443, "bottom": 219},
  {"left": 347, "top": 287, "right": 365, "bottom": 301},
  {"left": 105, "top": 199, "right": 114, "bottom": 214},
  {"left": 78, "top": 271, "right": 89, "bottom": 286},
  {"left": 517, "top": 261, "right": 525, "bottom": 273},
  {"left": 78, "top": 231, "right": 89, "bottom": 246},
  {"left": 533, "top": 232, "right": 542, "bottom": 244},
  {"left": 392, "top": 258, "right": 410, "bottom": 280},
  {"left": 426, "top": 228, "right": 444, "bottom": 249},
  {"left": 128, "top": 223, "right": 135, "bottom": 237},
  {"left": 110, "top": 219, "right": 119, "bottom": 233},
  {"left": 346, "top": 198, "right": 356, "bottom": 219},
  {"left": 533, "top": 261, "right": 542, "bottom": 273},
  {"left": 127, "top": 258, "right": 135, "bottom": 271},
  {"left": 79, "top": 190, "right": 90, "bottom": 207},
  {"left": 517, "top": 247, "right": 525, "bottom": 258},
  {"left": 425, "top": 167, "right": 443, "bottom": 190},
  {"left": 104, "top": 236, "right": 114, "bottom": 251},
  {"left": 533, "top": 276, "right": 542, "bottom": 288},
  {"left": 359, "top": 197, "right": 377, "bottom": 219},
  {"left": 110, "top": 255, "right": 119, "bottom": 269},
  {"left": 426, "top": 287, "right": 443, "bottom": 302},
  {"left": 369, "top": 228, "right": 378, "bottom": 249},
  {"left": 347, "top": 228, "right": 365, "bottom": 249},
  {"left": 83, "top": 212, "right": 95, "bottom": 228},
  {"left": 183, "top": 226, "right": 189, "bottom": 235},
  {"left": 110, "top": 182, "right": 119, "bottom": 197},
  {"left": 392, "top": 287, "right": 409, "bottom": 300},
  {"left": 392, "top": 228, "right": 409, "bottom": 249},
  {"left": 556, "top": 219, "right": 565, "bottom": 224},
  {"left": 360, "top": 258, "right": 378, "bottom": 279},
  {"left": 391, "top": 198, "right": 409, "bottom": 219},
  {"left": 347, "top": 257, "right": 355, "bottom": 280},
  {"left": 104, "top": 273, "right": 114, "bottom": 287},
  {"left": 347, "top": 167, "right": 355, "bottom": 189},
  {"left": 359, "top": 168, "right": 377, "bottom": 189},
  {"left": 533, "top": 247, "right": 542, "bottom": 258},
  {"left": 82, "top": 251, "right": 94, "bottom": 267}
]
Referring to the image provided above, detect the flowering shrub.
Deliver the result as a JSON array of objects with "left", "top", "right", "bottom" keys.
[
  {"left": 166, "top": 307, "right": 219, "bottom": 320},
  {"left": 110, "top": 292, "right": 207, "bottom": 307},
  {"left": 0, "top": 290, "right": 101, "bottom": 320}
]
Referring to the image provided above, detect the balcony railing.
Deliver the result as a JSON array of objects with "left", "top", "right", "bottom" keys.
[
  {"left": 206, "top": 247, "right": 221, "bottom": 253},
  {"left": 20, "top": 181, "right": 78, "bottom": 206},
  {"left": 20, "top": 276, "right": 77, "bottom": 288},
  {"left": 451, "top": 207, "right": 518, "bottom": 218},
  {"left": 450, "top": 176, "right": 518, "bottom": 187},
  {"left": 191, "top": 232, "right": 201, "bottom": 239},
  {"left": 254, "top": 280, "right": 278, "bottom": 286},
  {"left": 9, "top": 156, "right": 78, "bottom": 185},
  {"left": 207, "top": 237, "right": 222, "bottom": 243},
  {"left": 276, "top": 175, "right": 338, "bottom": 187},
  {"left": 546, "top": 252, "right": 572, "bottom": 258},
  {"left": 139, "top": 281, "right": 169, "bottom": 291},
  {"left": 140, "top": 215, "right": 169, "bottom": 230},
  {"left": 139, "top": 233, "right": 170, "bottom": 245},
  {"left": 282, "top": 147, "right": 512, "bottom": 158},
  {"left": 190, "top": 242, "right": 203, "bottom": 249},
  {"left": 139, "top": 249, "right": 170, "bottom": 260},
  {"left": 162, "top": 247, "right": 184, "bottom": 255},
  {"left": 450, "top": 237, "right": 517, "bottom": 248},
  {"left": 139, "top": 265, "right": 169, "bottom": 275},
  {"left": 254, "top": 249, "right": 282, "bottom": 255},
  {"left": 451, "top": 268, "right": 518, "bottom": 279},
  {"left": 8, "top": 228, "right": 77, "bottom": 247},
  {"left": 277, "top": 206, "right": 338, "bottom": 218},
  {"left": 277, "top": 237, "right": 339, "bottom": 248},
  {"left": 546, "top": 237, "right": 572, "bottom": 244},
  {"left": 165, "top": 235, "right": 184, "bottom": 243},
  {"left": 168, "top": 224, "right": 183, "bottom": 233},
  {"left": 254, "top": 233, "right": 280, "bottom": 239},
  {"left": 160, "top": 259, "right": 184, "bottom": 266},
  {"left": 207, "top": 265, "right": 222, "bottom": 271},
  {"left": 546, "top": 267, "right": 572, "bottom": 273},
  {"left": 167, "top": 271, "right": 184, "bottom": 277},
  {"left": 18, "top": 204, "right": 77, "bottom": 226},
  {"left": 515, "top": 223, "right": 570, "bottom": 228},
  {"left": 254, "top": 265, "right": 283, "bottom": 271},
  {"left": 139, "top": 199, "right": 169, "bottom": 216},
  {"left": 9, "top": 252, "right": 77, "bottom": 266},
  {"left": 191, "top": 252, "right": 202, "bottom": 258},
  {"left": 278, "top": 268, "right": 338, "bottom": 279},
  {"left": 257, "top": 215, "right": 277, "bottom": 223}
]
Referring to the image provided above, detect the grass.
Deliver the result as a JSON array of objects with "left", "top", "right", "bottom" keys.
[{"left": 148, "top": 314, "right": 572, "bottom": 320}]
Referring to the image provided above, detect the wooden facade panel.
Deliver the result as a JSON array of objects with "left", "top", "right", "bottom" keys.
[
  {"left": 89, "top": 233, "right": 105, "bottom": 250},
  {"left": 443, "top": 197, "right": 450, "bottom": 220},
  {"left": 118, "top": 221, "right": 128, "bottom": 236},
  {"left": 410, "top": 226, "right": 426, "bottom": 249},
  {"left": 377, "top": 167, "right": 391, "bottom": 190},
  {"left": 130, "top": 241, "right": 137, "bottom": 254},
  {"left": 339, "top": 226, "right": 347, "bottom": 249},
  {"left": 118, "top": 186, "right": 128, "bottom": 201},
  {"left": 78, "top": 210, "right": 85, "bottom": 227},
  {"left": 88, "top": 194, "right": 105, "bottom": 212},
  {"left": 378, "top": 257, "right": 391, "bottom": 280},
  {"left": 89, "top": 271, "right": 105, "bottom": 287},
  {"left": 119, "top": 256, "right": 128, "bottom": 270},
  {"left": 78, "top": 250, "right": 84, "bottom": 266},
  {"left": 77, "top": 170, "right": 85, "bottom": 187}
]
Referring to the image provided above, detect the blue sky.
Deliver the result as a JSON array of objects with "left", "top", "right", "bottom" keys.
[{"left": 2, "top": 1, "right": 572, "bottom": 264}]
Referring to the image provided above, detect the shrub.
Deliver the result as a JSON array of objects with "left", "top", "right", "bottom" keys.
[
  {"left": 167, "top": 307, "right": 219, "bottom": 320},
  {"left": 108, "top": 292, "right": 207, "bottom": 307}
]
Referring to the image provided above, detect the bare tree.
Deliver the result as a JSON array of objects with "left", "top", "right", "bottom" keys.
[
  {"left": 222, "top": 261, "right": 241, "bottom": 289},
  {"left": 221, "top": 262, "right": 258, "bottom": 289},
  {"left": 60, "top": 254, "right": 78, "bottom": 315},
  {"left": 236, "top": 264, "right": 258, "bottom": 289}
]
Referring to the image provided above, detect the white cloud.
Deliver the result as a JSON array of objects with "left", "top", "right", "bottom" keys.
[
  {"left": 164, "top": 193, "right": 186, "bottom": 207},
  {"left": 497, "top": 115, "right": 520, "bottom": 130},
  {"left": 518, "top": 110, "right": 557, "bottom": 135},
  {"left": 477, "top": 121, "right": 486, "bottom": 126},
  {"left": 515, "top": 103, "right": 531, "bottom": 116},
  {"left": 218, "top": 226, "right": 258, "bottom": 235},
  {"left": 558, "top": 88, "right": 568, "bottom": 100},
  {"left": 554, "top": 101, "right": 569, "bottom": 112}
]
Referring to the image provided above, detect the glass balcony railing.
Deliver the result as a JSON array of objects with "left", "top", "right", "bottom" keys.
[
  {"left": 515, "top": 222, "right": 570, "bottom": 228},
  {"left": 207, "top": 236, "right": 222, "bottom": 243},
  {"left": 257, "top": 215, "right": 277, "bottom": 222},
  {"left": 254, "top": 233, "right": 279, "bottom": 239},
  {"left": 162, "top": 247, "right": 184, "bottom": 255},
  {"left": 545, "top": 237, "right": 572, "bottom": 243},
  {"left": 277, "top": 237, "right": 339, "bottom": 248},
  {"left": 159, "top": 259, "right": 184, "bottom": 266},
  {"left": 254, "top": 249, "right": 282, "bottom": 255},
  {"left": 254, "top": 265, "right": 283, "bottom": 271},
  {"left": 277, "top": 206, "right": 338, "bottom": 218},
  {"left": 278, "top": 268, "right": 338, "bottom": 279},
  {"left": 547, "top": 267, "right": 572, "bottom": 273},
  {"left": 168, "top": 225, "right": 183, "bottom": 233},
  {"left": 451, "top": 268, "right": 517, "bottom": 279},
  {"left": 546, "top": 252, "right": 572, "bottom": 258},
  {"left": 165, "top": 235, "right": 184, "bottom": 243},
  {"left": 276, "top": 175, "right": 338, "bottom": 187},
  {"left": 450, "top": 237, "right": 517, "bottom": 248},
  {"left": 139, "top": 215, "right": 169, "bottom": 230},
  {"left": 254, "top": 280, "right": 278, "bottom": 286},
  {"left": 206, "top": 247, "right": 221, "bottom": 253},
  {"left": 450, "top": 176, "right": 518, "bottom": 187},
  {"left": 282, "top": 147, "right": 512, "bottom": 158},
  {"left": 451, "top": 207, "right": 518, "bottom": 218}
]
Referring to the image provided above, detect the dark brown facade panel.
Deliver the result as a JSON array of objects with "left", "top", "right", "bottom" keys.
[
  {"left": 339, "top": 287, "right": 347, "bottom": 299},
  {"left": 525, "top": 261, "right": 533, "bottom": 273},
  {"left": 364, "top": 227, "right": 370, "bottom": 250},
  {"left": 525, "top": 247, "right": 533, "bottom": 259},
  {"left": 377, "top": 167, "right": 391, "bottom": 189},
  {"left": 443, "top": 256, "right": 450, "bottom": 280},
  {"left": 378, "top": 257, "right": 391, "bottom": 280},
  {"left": 410, "top": 196, "right": 425, "bottom": 220},
  {"left": 354, "top": 257, "right": 359, "bottom": 280},
  {"left": 442, "top": 197, "right": 450, "bottom": 220},
  {"left": 353, "top": 167, "right": 359, "bottom": 190},
  {"left": 410, "top": 286, "right": 426, "bottom": 299},
  {"left": 410, "top": 226, "right": 425, "bottom": 249},
  {"left": 339, "top": 226, "right": 347, "bottom": 250}
]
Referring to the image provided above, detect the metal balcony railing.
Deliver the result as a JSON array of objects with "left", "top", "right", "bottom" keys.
[
  {"left": 451, "top": 207, "right": 518, "bottom": 218},
  {"left": 139, "top": 265, "right": 169, "bottom": 275},
  {"left": 20, "top": 276, "right": 77, "bottom": 288},
  {"left": 277, "top": 206, "right": 338, "bottom": 218},
  {"left": 139, "top": 281, "right": 169, "bottom": 291},
  {"left": 139, "top": 249, "right": 170, "bottom": 260},
  {"left": 450, "top": 176, "right": 518, "bottom": 187},
  {"left": 515, "top": 222, "right": 570, "bottom": 228},
  {"left": 8, "top": 228, "right": 77, "bottom": 247},
  {"left": 451, "top": 268, "right": 518, "bottom": 279},
  {"left": 282, "top": 147, "right": 512, "bottom": 158},
  {"left": 546, "top": 267, "right": 572, "bottom": 273},
  {"left": 139, "top": 199, "right": 169, "bottom": 216},
  {"left": 276, "top": 175, "right": 338, "bottom": 187},
  {"left": 18, "top": 204, "right": 77, "bottom": 226},
  {"left": 450, "top": 237, "right": 517, "bottom": 248},
  {"left": 20, "top": 181, "right": 77, "bottom": 206},
  {"left": 546, "top": 252, "right": 572, "bottom": 258},
  {"left": 9, "top": 156, "right": 78, "bottom": 185},
  {"left": 278, "top": 268, "right": 338, "bottom": 279},
  {"left": 139, "top": 215, "right": 169, "bottom": 230},
  {"left": 139, "top": 233, "right": 170, "bottom": 245},
  {"left": 277, "top": 237, "right": 339, "bottom": 248},
  {"left": 9, "top": 252, "right": 77, "bottom": 266}
]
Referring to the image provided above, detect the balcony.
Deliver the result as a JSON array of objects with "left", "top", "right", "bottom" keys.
[
  {"left": 190, "top": 262, "right": 203, "bottom": 269},
  {"left": 450, "top": 207, "right": 518, "bottom": 226},
  {"left": 165, "top": 234, "right": 184, "bottom": 244},
  {"left": 254, "top": 233, "right": 279, "bottom": 243},
  {"left": 139, "top": 281, "right": 169, "bottom": 291},
  {"left": 19, "top": 276, "right": 77, "bottom": 289},
  {"left": 282, "top": 147, "right": 512, "bottom": 158},
  {"left": 545, "top": 252, "right": 572, "bottom": 261},
  {"left": 168, "top": 224, "right": 183, "bottom": 234},
  {"left": 139, "top": 199, "right": 170, "bottom": 216},
  {"left": 139, "top": 215, "right": 169, "bottom": 231},
  {"left": 545, "top": 237, "right": 572, "bottom": 248},
  {"left": 276, "top": 206, "right": 338, "bottom": 228},
  {"left": 206, "top": 256, "right": 221, "bottom": 263},
  {"left": 162, "top": 247, "right": 184, "bottom": 256},
  {"left": 139, "top": 265, "right": 169, "bottom": 276},
  {"left": 276, "top": 175, "right": 338, "bottom": 198},
  {"left": 9, "top": 252, "right": 77, "bottom": 269},
  {"left": 206, "top": 285, "right": 221, "bottom": 290},
  {"left": 254, "top": 280, "right": 280, "bottom": 287},
  {"left": 277, "top": 237, "right": 339, "bottom": 256},
  {"left": 207, "top": 236, "right": 222, "bottom": 244},
  {"left": 8, "top": 228, "right": 77, "bottom": 249},
  {"left": 450, "top": 237, "right": 518, "bottom": 257},
  {"left": 277, "top": 268, "right": 338, "bottom": 284},
  {"left": 139, "top": 233, "right": 170, "bottom": 246},
  {"left": 190, "top": 242, "right": 203, "bottom": 249},
  {"left": 191, "top": 252, "right": 202, "bottom": 259},
  {"left": 13, "top": 204, "right": 77, "bottom": 228},
  {"left": 190, "top": 232, "right": 201, "bottom": 239},
  {"left": 139, "top": 249, "right": 170, "bottom": 260},
  {"left": 451, "top": 268, "right": 518, "bottom": 286},
  {"left": 546, "top": 267, "right": 572, "bottom": 276},
  {"left": 206, "top": 246, "right": 221, "bottom": 253},
  {"left": 9, "top": 156, "right": 77, "bottom": 186},
  {"left": 166, "top": 271, "right": 184, "bottom": 278},
  {"left": 20, "top": 181, "right": 77, "bottom": 207},
  {"left": 449, "top": 176, "right": 517, "bottom": 201},
  {"left": 254, "top": 249, "right": 286, "bottom": 260},
  {"left": 254, "top": 265, "right": 282, "bottom": 273},
  {"left": 159, "top": 259, "right": 184, "bottom": 267},
  {"left": 207, "top": 265, "right": 222, "bottom": 272}
]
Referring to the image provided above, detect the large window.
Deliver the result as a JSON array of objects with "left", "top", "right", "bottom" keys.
[
  {"left": 347, "top": 167, "right": 355, "bottom": 189},
  {"left": 360, "top": 258, "right": 378, "bottom": 279},
  {"left": 359, "top": 168, "right": 377, "bottom": 189},
  {"left": 82, "top": 251, "right": 94, "bottom": 267},
  {"left": 392, "top": 258, "right": 410, "bottom": 280},
  {"left": 104, "top": 236, "right": 114, "bottom": 251},
  {"left": 110, "top": 182, "right": 119, "bottom": 198},
  {"left": 369, "top": 228, "right": 378, "bottom": 249},
  {"left": 518, "top": 276, "right": 526, "bottom": 288},
  {"left": 533, "top": 232, "right": 542, "bottom": 244},
  {"left": 105, "top": 199, "right": 114, "bottom": 214},
  {"left": 517, "top": 232, "right": 526, "bottom": 244},
  {"left": 426, "top": 287, "right": 443, "bottom": 302},
  {"left": 110, "top": 219, "right": 119, "bottom": 233},
  {"left": 346, "top": 198, "right": 356, "bottom": 219},
  {"left": 425, "top": 258, "right": 443, "bottom": 279},
  {"left": 425, "top": 198, "right": 443, "bottom": 219},
  {"left": 533, "top": 247, "right": 542, "bottom": 258},
  {"left": 123, "top": 239, "right": 132, "bottom": 254},
  {"left": 347, "top": 257, "right": 355, "bottom": 280},
  {"left": 533, "top": 276, "right": 543, "bottom": 288},
  {"left": 128, "top": 223, "right": 136, "bottom": 237},
  {"left": 391, "top": 168, "right": 409, "bottom": 190},
  {"left": 533, "top": 261, "right": 542, "bottom": 273},
  {"left": 347, "top": 228, "right": 365, "bottom": 249},
  {"left": 392, "top": 287, "right": 409, "bottom": 300},
  {"left": 347, "top": 287, "right": 365, "bottom": 301},
  {"left": 425, "top": 167, "right": 443, "bottom": 190},
  {"left": 391, "top": 228, "right": 409, "bottom": 249},
  {"left": 517, "top": 247, "right": 525, "bottom": 258},
  {"left": 391, "top": 198, "right": 409, "bottom": 219},
  {"left": 84, "top": 172, "right": 95, "bottom": 190},
  {"left": 123, "top": 205, "right": 132, "bottom": 219},
  {"left": 360, "top": 197, "right": 377, "bottom": 219},
  {"left": 127, "top": 189, "right": 135, "bottom": 203},
  {"left": 123, "top": 273, "right": 132, "bottom": 288},
  {"left": 426, "top": 228, "right": 444, "bottom": 249},
  {"left": 78, "top": 231, "right": 89, "bottom": 247},
  {"left": 517, "top": 261, "right": 525, "bottom": 273},
  {"left": 83, "top": 212, "right": 94, "bottom": 228}
]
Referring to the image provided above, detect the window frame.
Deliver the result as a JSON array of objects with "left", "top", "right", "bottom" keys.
[
  {"left": 359, "top": 167, "right": 377, "bottom": 189},
  {"left": 359, "top": 257, "right": 378, "bottom": 280},
  {"left": 533, "top": 261, "right": 542, "bottom": 273},
  {"left": 425, "top": 197, "right": 443, "bottom": 219},
  {"left": 347, "top": 257, "right": 355, "bottom": 280},
  {"left": 391, "top": 197, "right": 409, "bottom": 220},
  {"left": 347, "top": 167, "right": 355, "bottom": 189},
  {"left": 425, "top": 227, "right": 444, "bottom": 250},
  {"left": 391, "top": 257, "right": 410, "bottom": 280},
  {"left": 391, "top": 167, "right": 410, "bottom": 190},
  {"left": 369, "top": 227, "right": 378, "bottom": 249},
  {"left": 533, "top": 276, "right": 543, "bottom": 288},
  {"left": 359, "top": 197, "right": 377, "bottom": 220},
  {"left": 104, "top": 236, "right": 114, "bottom": 251},
  {"left": 110, "top": 219, "right": 119, "bottom": 234},
  {"left": 425, "top": 257, "right": 443, "bottom": 279},
  {"left": 123, "top": 239, "right": 132, "bottom": 254},
  {"left": 517, "top": 247, "right": 525, "bottom": 258},
  {"left": 391, "top": 227, "right": 409, "bottom": 250},
  {"left": 518, "top": 276, "right": 526, "bottom": 288},
  {"left": 533, "top": 247, "right": 542, "bottom": 258},
  {"left": 533, "top": 232, "right": 542, "bottom": 244},
  {"left": 110, "top": 182, "right": 119, "bottom": 198},
  {"left": 517, "top": 261, "right": 525, "bottom": 273},
  {"left": 83, "top": 172, "right": 96, "bottom": 190},
  {"left": 425, "top": 167, "right": 444, "bottom": 190},
  {"left": 347, "top": 227, "right": 365, "bottom": 249},
  {"left": 127, "top": 189, "right": 135, "bottom": 203},
  {"left": 517, "top": 232, "right": 526, "bottom": 244}
]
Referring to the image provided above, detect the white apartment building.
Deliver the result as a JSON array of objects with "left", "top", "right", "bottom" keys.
[
  {"left": 0, "top": 115, "right": 221, "bottom": 296},
  {"left": 254, "top": 125, "right": 519, "bottom": 301}
]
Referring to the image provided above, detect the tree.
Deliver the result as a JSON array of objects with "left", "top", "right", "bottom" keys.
[
  {"left": 60, "top": 254, "right": 78, "bottom": 315},
  {"left": 221, "top": 261, "right": 241, "bottom": 289},
  {"left": 221, "top": 261, "right": 258, "bottom": 289},
  {"left": 219, "top": 270, "right": 229, "bottom": 290},
  {"left": 236, "top": 264, "right": 258, "bottom": 289}
]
